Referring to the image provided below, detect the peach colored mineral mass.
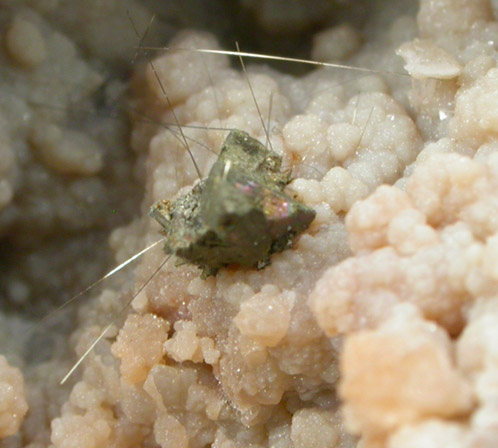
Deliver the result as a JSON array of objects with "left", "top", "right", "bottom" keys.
[{"left": 0, "top": 356, "right": 28, "bottom": 439}]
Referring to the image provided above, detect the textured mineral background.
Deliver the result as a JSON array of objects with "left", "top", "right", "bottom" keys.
[{"left": 1, "top": 0, "right": 498, "bottom": 447}]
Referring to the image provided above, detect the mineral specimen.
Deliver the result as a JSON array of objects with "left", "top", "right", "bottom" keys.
[{"left": 150, "top": 129, "right": 316, "bottom": 277}]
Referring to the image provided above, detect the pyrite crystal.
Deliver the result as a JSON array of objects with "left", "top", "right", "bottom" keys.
[{"left": 150, "top": 130, "right": 316, "bottom": 277}]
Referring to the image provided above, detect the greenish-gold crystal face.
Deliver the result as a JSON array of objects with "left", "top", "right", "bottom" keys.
[{"left": 149, "top": 130, "right": 316, "bottom": 277}]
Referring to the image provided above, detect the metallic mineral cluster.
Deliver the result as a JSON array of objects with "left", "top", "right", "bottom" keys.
[{"left": 150, "top": 130, "right": 316, "bottom": 277}]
